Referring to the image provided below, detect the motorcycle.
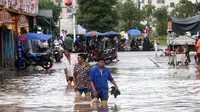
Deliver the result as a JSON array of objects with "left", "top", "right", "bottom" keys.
[
  {"left": 15, "top": 49, "right": 53, "bottom": 70},
  {"left": 103, "top": 48, "right": 116, "bottom": 65},
  {"left": 87, "top": 49, "right": 98, "bottom": 62},
  {"left": 130, "top": 39, "right": 143, "bottom": 51},
  {"left": 118, "top": 39, "right": 127, "bottom": 51},
  {"left": 53, "top": 42, "right": 63, "bottom": 62},
  {"left": 87, "top": 48, "right": 116, "bottom": 65}
]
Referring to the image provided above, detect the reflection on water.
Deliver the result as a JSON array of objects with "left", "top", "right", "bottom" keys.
[
  {"left": 0, "top": 104, "right": 24, "bottom": 112},
  {"left": 196, "top": 65, "right": 200, "bottom": 80},
  {"left": 73, "top": 102, "right": 110, "bottom": 112}
]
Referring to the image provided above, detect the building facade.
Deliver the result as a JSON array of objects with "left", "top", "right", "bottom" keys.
[
  {"left": 0, "top": 0, "right": 38, "bottom": 67},
  {"left": 53, "top": 0, "right": 75, "bottom": 34}
]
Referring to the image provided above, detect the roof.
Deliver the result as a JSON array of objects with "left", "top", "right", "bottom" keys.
[
  {"left": 172, "top": 15, "right": 200, "bottom": 25},
  {"left": 171, "top": 15, "right": 200, "bottom": 33}
]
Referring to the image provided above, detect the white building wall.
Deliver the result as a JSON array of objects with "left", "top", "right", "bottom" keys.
[
  {"left": 52, "top": 0, "right": 75, "bottom": 34},
  {"left": 132, "top": 0, "right": 200, "bottom": 12}
]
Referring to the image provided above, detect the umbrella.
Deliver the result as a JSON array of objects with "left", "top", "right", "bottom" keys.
[
  {"left": 77, "top": 25, "right": 86, "bottom": 35},
  {"left": 17, "top": 33, "right": 52, "bottom": 41},
  {"left": 104, "top": 31, "right": 119, "bottom": 36},
  {"left": 85, "top": 31, "right": 105, "bottom": 37},
  {"left": 127, "top": 29, "right": 141, "bottom": 36},
  {"left": 120, "top": 31, "right": 125, "bottom": 37}
]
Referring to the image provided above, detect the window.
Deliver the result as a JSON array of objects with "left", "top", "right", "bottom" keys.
[
  {"left": 67, "top": 8, "right": 72, "bottom": 13},
  {"left": 157, "top": 0, "right": 165, "bottom": 4},
  {"left": 68, "top": 14, "right": 73, "bottom": 19},
  {"left": 148, "top": 0, "right": 152, "bottom": 4},
  {"left": 170, "top": 2, "right": 175, "bottom": 7},
  {"left": 55, "top": 0, "right": 62, "bottom": 3}
]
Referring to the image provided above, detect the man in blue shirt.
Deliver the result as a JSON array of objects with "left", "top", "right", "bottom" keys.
[{"left": 89, "top": 58, "right": 118, "bottom": 106}]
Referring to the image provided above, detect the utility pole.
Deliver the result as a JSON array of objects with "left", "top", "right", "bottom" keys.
[
  {"left": 72, "top": 0, "right": 76, "bottom": 43},
  {"left": 64, "top": 0, "right": 76, "bottom": 43}
]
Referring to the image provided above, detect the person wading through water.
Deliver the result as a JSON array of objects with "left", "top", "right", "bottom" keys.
[
  {"left": 73, "top": 54, "right": 92, "bottom": 100},
  {"left": 89, "top": 57, "right": 119, "bottom": 107},
  {"left": 63, "top": 49, "right": 77, "bottom": 88}
]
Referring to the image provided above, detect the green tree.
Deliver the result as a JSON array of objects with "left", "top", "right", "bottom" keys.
[
  {"left": 171, "top": 0, "right": 196, "bottom": 18},
  {"left": 142, "top": 4, "right": 156, "bottom": 26},
  {"left": 153, "top": 6, "right": 169, "bottom": 37},
  {"left": 76, "top": 0, "right": 119, "bottom": 32},
  {"left": 39, "top": 0, "right": 61, "bottom": 22},
  {"left": 120, "top": 2, "right": 143, "bottom": 30}
]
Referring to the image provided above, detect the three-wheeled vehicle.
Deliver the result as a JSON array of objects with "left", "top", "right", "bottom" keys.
[
  {"left": 15, "top": 33, "right": 53, "bottom": 70},
  {"left": 85, "top": 31, "right": 119, "bottom": 65},
  {"left": 167, "top": 16, "right": 199, "bottom": 66}
]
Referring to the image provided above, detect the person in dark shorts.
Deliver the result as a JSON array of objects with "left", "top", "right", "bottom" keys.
[
  {"left": 89, "top": 57, "right": 118, "bottom": 106},
  {"left": 73, "top": 54, "right": 92, "bottom": 99}
]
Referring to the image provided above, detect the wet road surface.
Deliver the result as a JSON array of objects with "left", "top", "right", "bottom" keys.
[{"left": 0, "top": 51, "right": 200, "bottom": 112}]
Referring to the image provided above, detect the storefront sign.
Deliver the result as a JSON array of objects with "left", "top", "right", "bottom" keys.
[
  {"left": 8, "top": 0, "right": 18, "bottom": 10},
  {"left": 16, "top": 40, "right": 23, "bottom": 68},
  {"left": 12, "top": 16, "right": 18, "bottom": 37},
  {"left": 3, "top": 0, "right": 38, "bottom": 15},
  {"left": 168, "top": 21, "right": 172, "bottom": 31}
]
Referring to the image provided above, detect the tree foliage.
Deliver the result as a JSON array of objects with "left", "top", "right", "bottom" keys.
[
  {"left": 38, "top": 0, "right": 61, "bottom": 22},
  {"left": 153, "top": 6, "right": 169, "bottom": 36},
  {"left": 120, "top": 2, "right": 143, "bottom": 31},
  {"left": 76, "top": 0, "right": 119, "bottom": 32},
  {"left": 142, "top": 4, "right": 156, "bottom": 24},
  {"left": 170, "top": 0, "right": 196, "bottom": 18}
]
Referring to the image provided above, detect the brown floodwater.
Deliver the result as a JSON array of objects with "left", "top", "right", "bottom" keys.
[{"left": 0, "top": 52, "right": 200, "bottom": 112}]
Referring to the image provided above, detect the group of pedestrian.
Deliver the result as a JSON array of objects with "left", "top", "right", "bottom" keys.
[
  {"left": 62, "top": 49, "right": 119, "bottom": 106},
  {"left": 54, "top": 29, "right": 74, "bottom": 51}
]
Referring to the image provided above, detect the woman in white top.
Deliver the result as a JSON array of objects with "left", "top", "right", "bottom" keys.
[
  {"left": 62, "top": 49, "right": 78, "bottom": 88},
  {"left": 154, "top": 38, "right": 159, "bottom": 56}
]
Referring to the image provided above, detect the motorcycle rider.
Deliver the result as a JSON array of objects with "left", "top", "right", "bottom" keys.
[
  {"left": 54, "top": 36, "right": 63, "bottom": 46},
  {"left": 54, "top": 35, "right": 64, "bottom": 52}
]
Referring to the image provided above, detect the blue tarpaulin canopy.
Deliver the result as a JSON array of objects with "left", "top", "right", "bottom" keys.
[
  {"left": 17, "top": 33, "right": 52, "bottom": 41},
  {"left": 127, "top": 29, "right": 141, "bottom": 36},
  {"left": 104, "top": 31, "right": 119, "bottom": 36}
]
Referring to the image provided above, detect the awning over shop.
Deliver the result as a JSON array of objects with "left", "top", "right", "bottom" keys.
[{"left": 17, "top": 33, "right": 52, "bottom": 41}]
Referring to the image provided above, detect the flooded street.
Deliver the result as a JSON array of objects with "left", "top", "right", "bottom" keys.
[{"left": 1, "top": 52, "right": 200, "bottom": 112}]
